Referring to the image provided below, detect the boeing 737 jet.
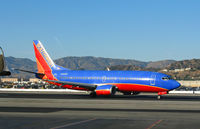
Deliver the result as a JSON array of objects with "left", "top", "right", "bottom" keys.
[{"left": 19, "top": 40, "right": 181, "bottom": 99}]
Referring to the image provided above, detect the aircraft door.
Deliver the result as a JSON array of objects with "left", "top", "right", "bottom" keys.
[
  {"left": 102, "top": 76, "right": 106, "bottom": 83},
  {"left": 150, "top": 74, "right": 156, "bottom": 86}
]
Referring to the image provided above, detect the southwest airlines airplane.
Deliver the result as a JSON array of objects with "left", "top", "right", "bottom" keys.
[{"left": 20, "top": 40, "right": 181, "bottom": 99}]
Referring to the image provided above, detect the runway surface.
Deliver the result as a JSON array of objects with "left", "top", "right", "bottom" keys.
[{"left": 0, "top": 92, "right": 200, "bottom": 129}]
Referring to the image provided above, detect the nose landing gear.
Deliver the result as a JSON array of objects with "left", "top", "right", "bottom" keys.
[{"left": 157, "top": 91, "right": 168, "bottom": 100}]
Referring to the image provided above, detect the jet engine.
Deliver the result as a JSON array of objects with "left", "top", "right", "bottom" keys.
[{"left": 95, "top": 85, "right": 116, "bottom": 96}]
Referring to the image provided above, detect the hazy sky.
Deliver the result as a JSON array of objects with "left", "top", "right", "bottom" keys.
[{"left": 0, "top": 0, "right": 200, "bottom": 62}]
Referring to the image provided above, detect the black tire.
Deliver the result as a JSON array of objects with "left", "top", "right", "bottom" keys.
[
  {"left": 90, "top": 92, "right": 97, "bottom": 98},
  {"left": 123, "top": 92, "right": 132, "bottom": 95}
]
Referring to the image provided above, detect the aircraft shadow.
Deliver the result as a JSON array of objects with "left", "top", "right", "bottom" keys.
[
  {"left": 0, "top": 106, "right": 200, "bottom": 113},
  {"left": 0, "top": 93, "right": 200, "bottom": 101}
]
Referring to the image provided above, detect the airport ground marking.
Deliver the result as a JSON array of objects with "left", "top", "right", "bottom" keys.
[
  {"left": 50, "top": 118, "right": 97, "bottom": 129},
  {"left": 146, "top": 119, "right": 163, "bottom": 129}
]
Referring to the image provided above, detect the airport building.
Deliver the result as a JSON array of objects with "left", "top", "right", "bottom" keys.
[
  {"left": 0, "top": 78, "right": 43, "bottom": 83},
  {"left": 29, "top": 78, "right": 41, "bottom": 82},
  {"left": 178, "top": 80, "right": 200, "bottom": 87},
  {"left": 0, "top": 78, "right": 18, "bottom": 82}
]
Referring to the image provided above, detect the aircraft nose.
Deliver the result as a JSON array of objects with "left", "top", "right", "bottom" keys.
[
  {"left": 169, "top": 80, "right": 181, "bottom": 90},
  {"left": 174, "top": 81, "right": 181, "bottom": 88}
]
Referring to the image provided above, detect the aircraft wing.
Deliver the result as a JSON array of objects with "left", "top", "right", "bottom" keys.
[{"left": 45, "top": 80, "right": 97, "bottom": 90}]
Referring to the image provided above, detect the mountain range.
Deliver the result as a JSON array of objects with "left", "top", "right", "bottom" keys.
[
  {"left": 4, "top": 56, "right": 176, "bottom": 79},
  {"left": 5, "top": 56, "right": 200, "bottom": 80}
]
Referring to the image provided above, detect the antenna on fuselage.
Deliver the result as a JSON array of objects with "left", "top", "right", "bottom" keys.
[{"left": 106, "top": 67, "right": 110, "bottom": 71}]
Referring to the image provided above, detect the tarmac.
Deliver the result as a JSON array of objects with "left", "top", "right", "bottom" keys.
[{"left": 0, "top": 91, "right": 200, "bottom": 129}]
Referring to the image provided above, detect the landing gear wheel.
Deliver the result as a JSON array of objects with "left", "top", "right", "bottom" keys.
[
  {"left": 157, "top": 95, "right": 161, "bottom": 100},
  {"left": 123, "top": 92, "right": 132, "bottom": 95},
  {"left": 90, "top": 92, "right": 97, "bottom": 98}
]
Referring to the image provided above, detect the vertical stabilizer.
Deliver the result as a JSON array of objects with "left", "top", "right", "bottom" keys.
[
  {"left": 33, "top": 40, "right": 58, "bottom": 80},
  {"left": 33, "top": 40, "right": 69, "bottom": 80}
]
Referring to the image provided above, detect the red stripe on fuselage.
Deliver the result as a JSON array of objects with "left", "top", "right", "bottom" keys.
[{"left": 113, "top": 83, "right": 168, "bottom": 92}]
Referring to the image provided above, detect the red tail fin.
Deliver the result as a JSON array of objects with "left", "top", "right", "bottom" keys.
[{"left": 33, "top": 40, "right": 57, "bottom": 80}]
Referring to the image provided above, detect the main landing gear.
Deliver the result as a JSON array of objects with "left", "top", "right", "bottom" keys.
[
  {"left": 89, "top": 92, "right": 97, "bottom": 98},
  {"left": 157, "top": 95, "right": 161, "bottom": 100},
  {"left": 122, "top": 91, "right": 140, "bottom": 95},
  {"left": 157, "top": 91, "right": 168, "bottom": 100}
]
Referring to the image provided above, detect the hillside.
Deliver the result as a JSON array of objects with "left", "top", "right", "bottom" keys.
[
  {"left": 109, "top": 59, "right": 200, "bottom": 80},
  {"left": 146, "top": 60, "right": 176, "bottom": 68},
  {"left": 109, "top": 65, "right": 160, "bottom": 72},
  {"left": 5, "top": 56, "right": 37, "bottom": 79},
  {"left": 4, "top": 56, "right": 176, "bottom": 79},
  {"left": 54, "top": 56, "right": 147, "bottom": 70},
  {"left": 163, "top": 59, "right": 200, "bottom": 80},
  {"left": 166, "top": 59, "right": 200, "bottom": 70}
]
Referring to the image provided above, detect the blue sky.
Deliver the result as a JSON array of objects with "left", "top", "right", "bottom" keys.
[{"left": 0, "top": 0, "right": 200, "bottom": 62}]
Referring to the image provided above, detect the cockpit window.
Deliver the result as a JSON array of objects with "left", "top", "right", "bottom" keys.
[{"left": 162, "top": 76, "right": 171, "bottom": 80}]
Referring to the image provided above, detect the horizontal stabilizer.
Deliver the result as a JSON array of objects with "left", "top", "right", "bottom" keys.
[{"left": 15, "top": 69, "right": 45, "bottom": 76}]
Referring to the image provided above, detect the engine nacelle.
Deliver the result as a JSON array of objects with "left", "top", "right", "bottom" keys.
[
  {"left": 95, "top": 85, "right": 116, "bottom": 96},
  {"left": 0, "top": 71, "right": 11, "bottom": 76}
]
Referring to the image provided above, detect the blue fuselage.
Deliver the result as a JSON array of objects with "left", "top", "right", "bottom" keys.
[{"left": 52, "top": 70, "right": 180, "bottom": 92}]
